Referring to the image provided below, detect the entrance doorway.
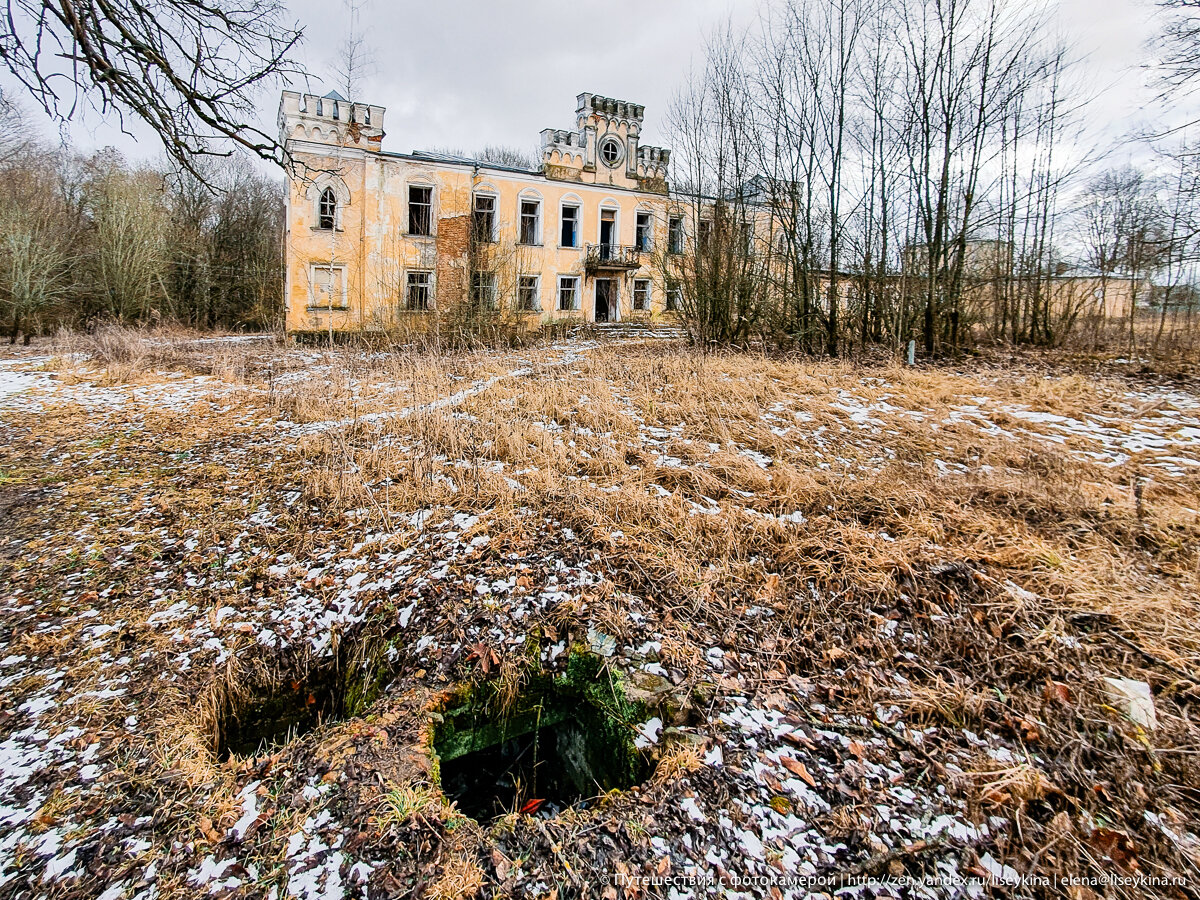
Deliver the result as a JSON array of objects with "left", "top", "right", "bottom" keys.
[{"left": 595, "top": 279, "right": 616, "bottom": 323}]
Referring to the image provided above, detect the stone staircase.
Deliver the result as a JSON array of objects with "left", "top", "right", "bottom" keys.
[{"left": 578, "top": 321, "right": 689, "bottom": 342}]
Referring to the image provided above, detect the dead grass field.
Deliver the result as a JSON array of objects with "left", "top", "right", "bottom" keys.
[{"left": 0, "top": 327, "right": 1198, "bottom": 899}]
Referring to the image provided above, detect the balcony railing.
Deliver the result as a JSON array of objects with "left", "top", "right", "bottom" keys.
[{"left": 584, "top": 243, "right": 641, "bottom": 273}]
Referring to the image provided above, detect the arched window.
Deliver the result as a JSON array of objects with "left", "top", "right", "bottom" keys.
[{"left": 318, "top": 187, "right": 336, "bottom": 230}]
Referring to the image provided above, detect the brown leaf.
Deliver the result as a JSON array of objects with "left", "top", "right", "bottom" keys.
[
  {"left": 848, "top": 740, "right": 866, "bottom": 759},
  {"left": 779, "top": 756, "right": 816, "bottom": 787}
]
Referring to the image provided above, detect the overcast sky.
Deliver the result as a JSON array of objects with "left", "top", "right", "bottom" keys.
[{"left": 2, "top": 0, "right": 1178, "bottom": 167}]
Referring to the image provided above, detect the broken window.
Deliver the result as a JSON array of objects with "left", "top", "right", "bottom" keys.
[
  {"left": 635, "top": 212, "right": 652, "bottom": 251},
  {"left": 517, "top": 275, "right": 540, "bottom": 311},
  {"left": 310, "top": 265, "right": 346, "bottom": 309},
  {"left": 332, "top": 100, "right": 339, "bottom": 120},
  {"left": 668, "top": 217, "right": 684, "bottom": 254},
  {"left": 471, "top": 272, "right": 498, "bottom": 309},
  {"left": 405, "top": 271, "right": 432, "bottom": 311},
  {"left": 408, "top": 185, "right": 433, "bottom": 236},
  {"left": 318, "top": 188, "right": 336, "bottom": 230},
  {"left": 473, "top": 194, "right": 496, "bottom": 243},
  {"left": 558, "top": 276, "right": 580, "bottom": 311},
  {"left": 633, "top": 278, "right": 650, "bottom": 311},
  {"left": 364, "top": 107, "right": 371, "bottom": 125},
  {"left": 560, "top": 204, "right": 580, "bottom": 248},
  {"left": 520, "top": 199, "right": 541, "bottom": 245}
]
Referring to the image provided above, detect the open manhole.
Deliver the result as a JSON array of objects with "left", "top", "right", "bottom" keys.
[
  {"left": 433, "top": 657, "right": 652, "bottom": 821},
  {"left": 215, "top": 643, "right": 393, "bottom": 760}
]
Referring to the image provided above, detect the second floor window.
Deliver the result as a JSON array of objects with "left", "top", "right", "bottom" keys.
[
  {"left": 408, "top": 185, "right": 432, "bottom": 236},
  {"left": 520, "top": 200, "right": 541, "bottom": 245},
  {"left": 405, "top": 271, "right": 432, "bottom": 310},
  {"left": 698, "top": 220, "right": 712, "bottom": 253},
  {"left": 561, "top": 204, "right": 580, "bottom": 248},
  {"left": 635, "top": 212, "right": 652, "bottom": 251},
  {"left": 473, "top": 194, "right": 496, "bottom": 243},
  {"left": 668, "top": 216, "right": 684, "bottom": 254},
  {"left": 318, "top": 188, "right": 336, "bottom": 230}
]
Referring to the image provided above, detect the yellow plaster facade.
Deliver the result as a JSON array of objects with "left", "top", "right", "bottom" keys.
[{"left": 278, "top": 91, "right": 680, "bottom": 335}]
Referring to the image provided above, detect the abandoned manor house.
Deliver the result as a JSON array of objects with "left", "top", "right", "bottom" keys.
[{"left": 279, "top": 90, "right": 681, "bottom": 335}]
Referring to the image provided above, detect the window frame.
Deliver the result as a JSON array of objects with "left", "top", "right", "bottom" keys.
[
  {"left": 668, "top": 216, "right": 684, "bottom": 255},
  {"left": 407, "top": 184, "right": 434, "bottom": 237},
  {"left": 470, "top": 271, "right": 498, "bottom": 309},
  {"left": 633, "top": 278, "right": 651, "bottom": 311},
  {"left": 517, "top": 274, "right": 541, "bottom": 312},
  {"left": 665, "top": 280, "right": 682, "bottom": 312},
  {"left": 557, "top": 275, "right": 581, "bottom": 312},
  {"left": 404, "top": 269, "right": 433, "bottom": 311},
  {"left": 518, "top": 197, "right": 542, "bottom": 246},
  {"left": 472, "top": 192, "right": 497, "bottom": 243},
  {"left": 635, "top": 211, "right": 652, "bottom": 252},
  {"left": 317, "top": 187, "right": 337, "bottom": 231},
  {"left": 559, "top": 203, "right": 581, "bottom": 249}
]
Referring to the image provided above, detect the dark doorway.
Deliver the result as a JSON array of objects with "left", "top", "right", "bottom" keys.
[{"left": 595, "top": 279, "right": 613, "bottom": 323}]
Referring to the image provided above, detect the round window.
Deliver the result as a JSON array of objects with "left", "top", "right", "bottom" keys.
[{"left": 599, "top": 137, "right": 623, "bottom": 167}]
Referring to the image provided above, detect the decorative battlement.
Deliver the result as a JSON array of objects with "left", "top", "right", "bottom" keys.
[
  {"left": 278, "top": 90, "right": 386, "bottom": 153},
  {"left": 540, "top": 92, "right": 670, "bottom": 192},
  {"left": 576, "top": 93, "right": 645, "bottom": 129}
]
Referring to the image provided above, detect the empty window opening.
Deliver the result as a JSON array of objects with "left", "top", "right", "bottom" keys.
[
  {"left": 633, "top": 278, "right": 650, "bottom": 311},
  {"left": 332, "top": 101, "right": 339, "bottom": 120},
  {"left": 698, "top": 220, "right": 712, "bottom": 253},
  {"left": 517, "top": 275, "right": 540, "bottom": 312},
  {"left": 318, "top": 188, "right": 336, "bottom": 230},
  {"left": 560, "top": 204, "right": 580, "bottom": 248},
  {"left": 473, "top": 194, "right": 496, "bottom": 243},
  {"left": 558, "top": 276, "right": 580, "bottom": 312},
  {"left": 520, "top": 200, "right": 541, "bottom": 245},
  {"left": 433, "top": 672, "right": 651, "bottom": 822},
  {"left": 668, "top": 217, "right": 684, "bottom": 254},
  {"left": 408, "top": 185, "right": 433, "bottom": 236},
  {"left": 635, "top": 212, "right": 652, "bottom": 251},
  {"left": 405, "top": 271, "right": 432, "bottom": 311}
]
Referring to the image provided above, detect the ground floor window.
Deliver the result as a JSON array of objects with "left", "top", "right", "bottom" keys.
[
  {"left": 405, "top": 270, "right": 432, "bottom": 310},
  {"left": 558, "top": 275, "right": 580, "bottom": 311},
  {"left": 471, "top": 271, "right": 498, "bottom": 309},
  {"left": 309, "top": 264, "right": 347, "bottom": 309},
  {"left": 517, "top": 275, "right": 540, "bottom": 311},
  {"left": 665, "top": 281, "right": 681, "bottom": 311},
  {"left": 633, "top": 278, "right": 650, "bottom": 311}
]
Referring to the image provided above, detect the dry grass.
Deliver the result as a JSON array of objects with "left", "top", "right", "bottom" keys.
[{"left": 3, "top": 331, "right": 1199, "bottom": 896}]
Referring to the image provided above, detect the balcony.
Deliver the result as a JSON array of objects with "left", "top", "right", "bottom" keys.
[{"left": 584, "top": 243, "right": 641, "bottom": 274}]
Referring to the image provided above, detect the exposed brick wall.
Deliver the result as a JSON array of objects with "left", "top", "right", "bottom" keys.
[{"left": 435, "top": 214, "right": 471, "bottom": 312}]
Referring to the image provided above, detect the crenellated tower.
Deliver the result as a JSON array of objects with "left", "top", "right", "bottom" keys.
[{"left": 541, "top": 93, "right": 670, "bottom": 193}]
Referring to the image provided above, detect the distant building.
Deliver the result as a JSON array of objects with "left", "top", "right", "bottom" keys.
[{"left": 278, "top": 91, "right": 682, "bottom": 336}]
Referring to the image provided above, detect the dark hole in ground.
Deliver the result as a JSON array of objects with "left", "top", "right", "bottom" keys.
[
  {"left": 434, "top": 659, "right": 652, "bottom": 821},
  {"left": 216, "top": 642, "right": 394, "bottom": 760}
]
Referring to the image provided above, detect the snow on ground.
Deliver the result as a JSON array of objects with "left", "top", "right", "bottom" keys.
[{"left": 0, "top": 339, "right": 1196, "bottom": 897}]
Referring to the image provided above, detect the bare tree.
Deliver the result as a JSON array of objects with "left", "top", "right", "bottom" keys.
[{"left": 1, "top": 0, "right": 301, "bottom": 174}]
